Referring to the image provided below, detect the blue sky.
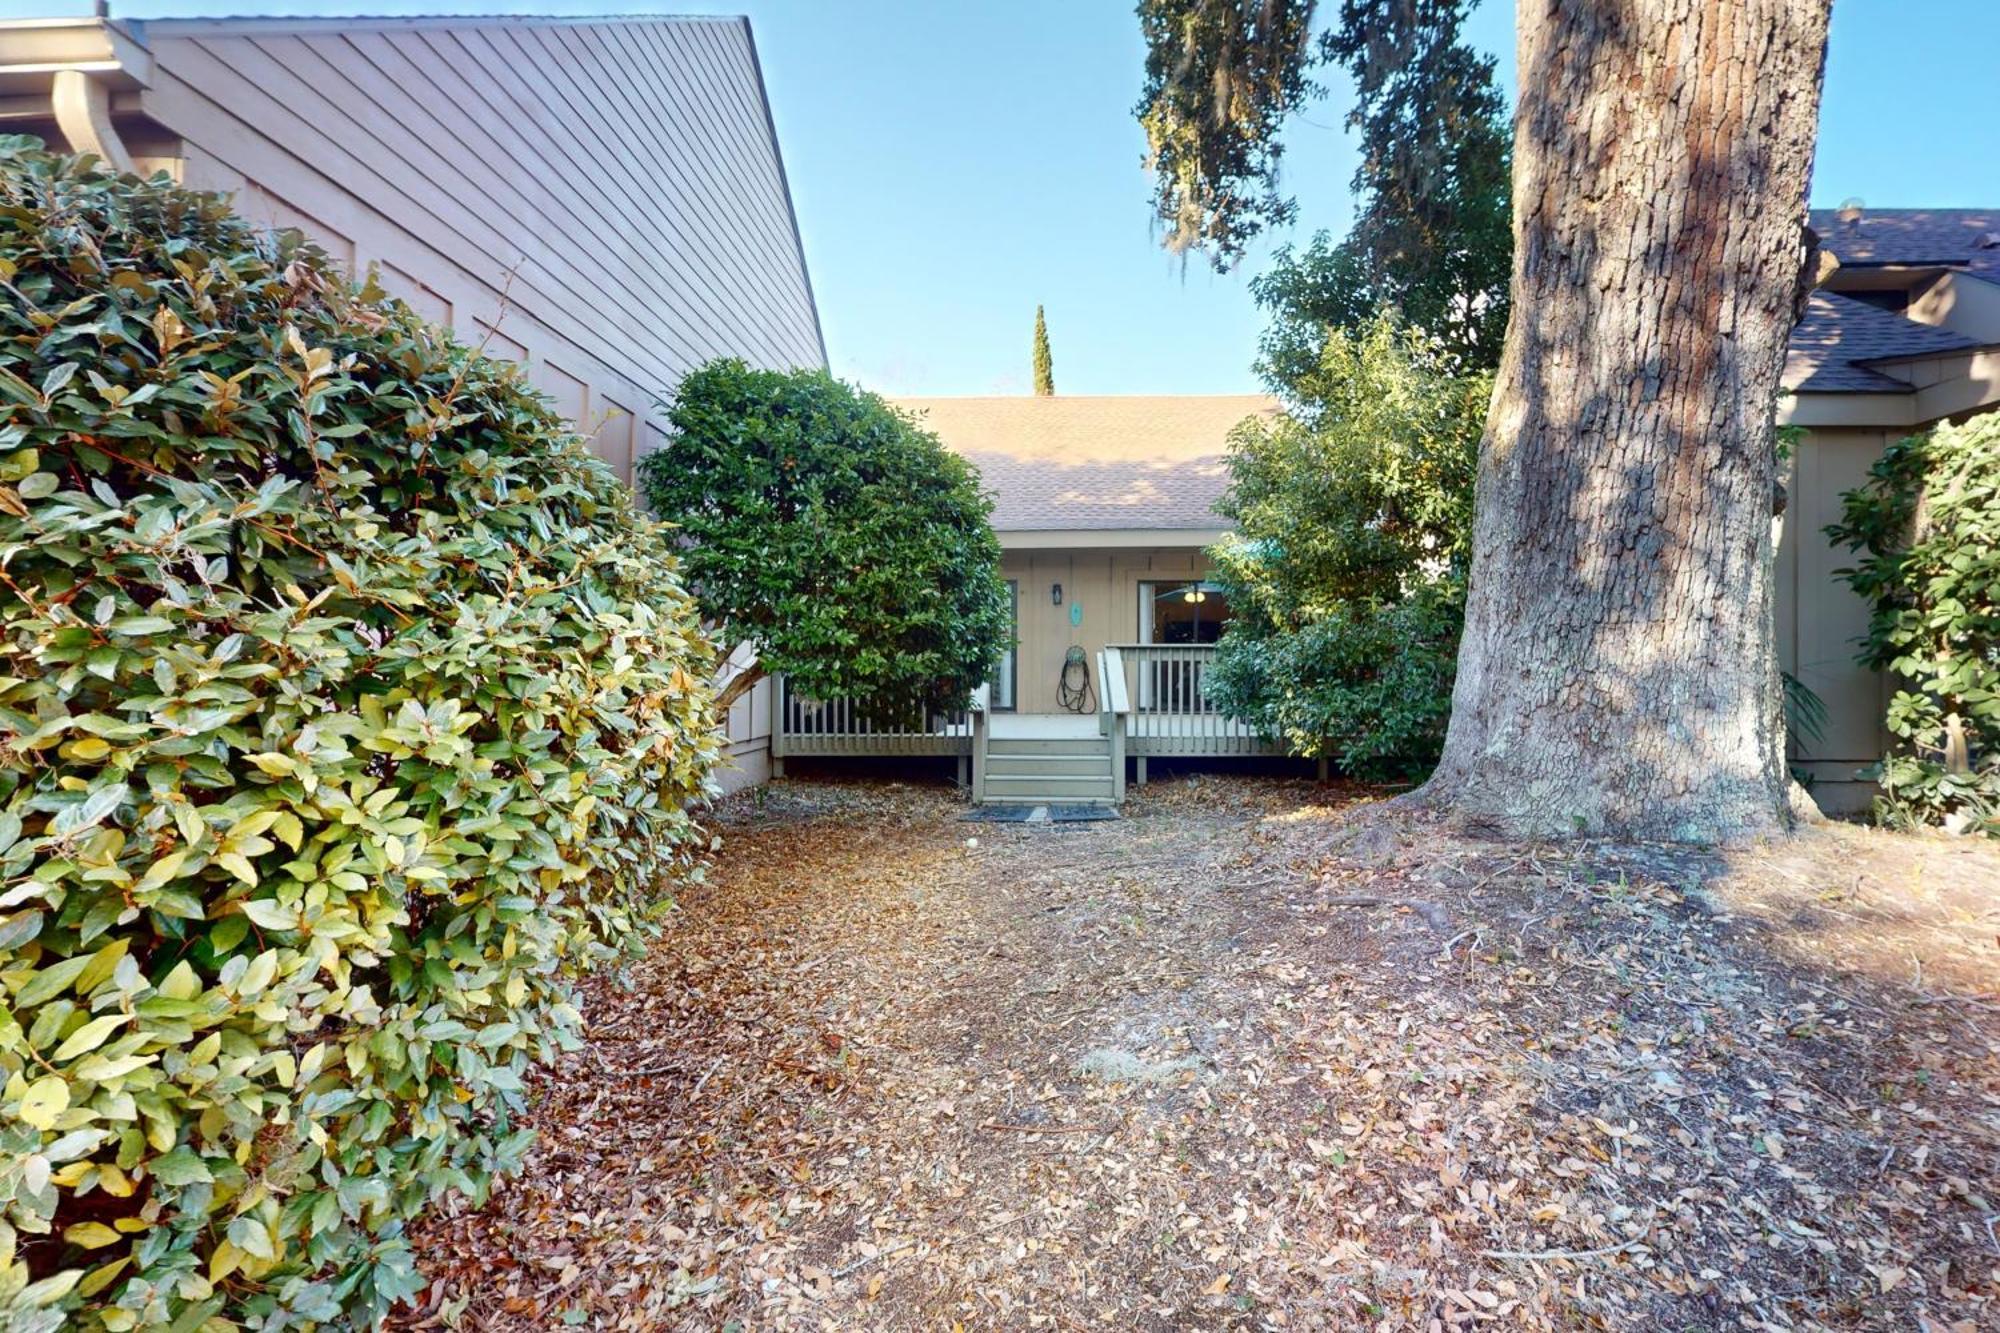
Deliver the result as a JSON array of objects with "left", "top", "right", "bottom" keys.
[{"left": 11, "top": 1, "right": 2000, "bottom": 395}]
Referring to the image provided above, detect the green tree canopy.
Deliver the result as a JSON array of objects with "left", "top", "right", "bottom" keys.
[
  {"left": 1135, "top": 0, "right": 1513, "bottom": 376},
  {"left": 640, "top": 361, "right": 1012, "bottom": 722},
  {"left": 1204, "top": 316, "right": 1489, "bottom": 774},
  {"left": 1306, "top": 0, "right": 1513, "bottom": 369},
  {"left": 1134, "top": 0, "right": 1318, "bottom": 265}
]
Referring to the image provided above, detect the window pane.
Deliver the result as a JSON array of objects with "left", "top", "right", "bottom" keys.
[
  {"left": 1146, "top": 581, "right": 1231, "bottom": 645},
  {"left": 990, "top": 580, "right": 1017, "bottom": 709}
]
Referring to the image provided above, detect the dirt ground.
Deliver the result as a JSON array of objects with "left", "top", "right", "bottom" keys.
[{"left": 401, "top": 776, "right": 2000, "bottom": 1331}]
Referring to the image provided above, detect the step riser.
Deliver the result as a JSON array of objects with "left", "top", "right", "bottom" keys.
[
  {"left": 985, "top": 779, "right": 1116, "bottom": 799},
  {"left": 986, "top": 756, "right": 1112, "bottom": 777},
  {"left": 985, "top": 738, "right": 1111, "bottom": 757},
  {"left": 982, "top": 798, "right": 1117, "bottom": 807}
]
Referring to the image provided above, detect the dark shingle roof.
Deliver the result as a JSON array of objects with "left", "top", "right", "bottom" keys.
[
  {"left": 1811, "top": 208, "right": 2000, "bottom": 273},
  {"left": 1781, "top": 209, "right": 2000, "bottom": 394},
  {"left": 1784, "top": 292, "right": 1981, "bottom": 393},
  {"left": 890, "top": 395, "right": 1277, "bottom": 533}
]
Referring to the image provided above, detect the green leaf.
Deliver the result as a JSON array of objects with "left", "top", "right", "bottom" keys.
[
  {"left": 17, "top": 954, "right": 93, "bottom": 1007},
  {"left": 149, "top": 1149, "right": 213, "bottom": 1187},
  {"left": 63, "top": 1222, "right": 122, "bottom": 1250},
  {"left": 19, "top": 1076, "right": 69, "bottom": 1129},
  {"left": 52, "top": 1013, "right": 126, "bottom": 1062}
]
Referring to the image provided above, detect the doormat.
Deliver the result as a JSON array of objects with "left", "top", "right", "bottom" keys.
[{"left": 962, "top": 804, "right": 1120, "bottom": 824}]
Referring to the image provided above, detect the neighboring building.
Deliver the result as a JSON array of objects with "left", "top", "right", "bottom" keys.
[
  {"left": 0, "top": 11, "right": 826, "bottom": 792},
  {"left": 892, "top": 395, "right": 1276, "bottom": 714},
  {"left": 1780, "top": 208, "right": 2000, "bottom": 810}
]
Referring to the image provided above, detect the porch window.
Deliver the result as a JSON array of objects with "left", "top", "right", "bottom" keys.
[
  {"left": 1136, "top": 581, "right": 1232, "bottom": 711},
  {"left": 1139, "top": 581, "right": 1232, "bottom": 645},
  {"left": 989, "top": 579, "right": 1017, "bottom": 710}
]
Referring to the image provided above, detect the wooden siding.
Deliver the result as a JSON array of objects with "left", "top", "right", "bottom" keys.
[
  {"left": 1000, "top": 547, "right": 1213, "bottom": 715},
  {"left": 1775, "top": 429, "right": 1895, "bottom": 813},
  {"left": 136, "top": 15, "right": 824, "bottom": 484}
]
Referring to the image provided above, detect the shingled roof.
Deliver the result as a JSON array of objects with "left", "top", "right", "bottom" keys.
[
  {"left": 891, "top": 395, "right": 1277, "bottom": 533},
  {"left": 1780, "top": 208, "right": 2000, "bottom": 394},
  {"left": 1810, "top": 208, "right": 2000, "bottom": 274},
  {"left": 1783, "top": 291, "right": 1982, "bottom": 392}
]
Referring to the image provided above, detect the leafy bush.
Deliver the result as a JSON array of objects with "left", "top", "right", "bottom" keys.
[
  {"left": 0, "top": 140, "right": 718, "bottom": 1328},
  {"left": 1828, "top": 414, "right": 2000, "bottom": 835},
  {"left": 1205, "top": 317, "right": 1488, "bottom": 777},
  {"left": 639, "top": 360, "right": 1011, "bottom": 722}
]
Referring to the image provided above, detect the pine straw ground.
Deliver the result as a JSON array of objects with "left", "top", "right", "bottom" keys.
[{"left": 401, "top": 776, "right": 2000, "bottom": 1332}]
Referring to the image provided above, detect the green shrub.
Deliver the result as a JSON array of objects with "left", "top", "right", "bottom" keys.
[
  {"left": 1205, "top": 316, "right": 1488, "bottom": 777},
  {"left": 1828, "top": 414, "right": 2000, "bottom": 835},
  {"left": 639, "top": 360, "right": 1011, "bottom": 723},
  {"left": 0, "top": 140, "right": 718, "bottom": 1328}
]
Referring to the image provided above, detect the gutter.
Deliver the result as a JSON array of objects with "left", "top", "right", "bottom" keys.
[{"left": 0, "top": 16, "right": 152, "bottom": 172}]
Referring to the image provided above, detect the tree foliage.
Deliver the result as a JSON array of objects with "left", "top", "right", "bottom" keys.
[
  {"left": 1133, "top": 0, "right": 1318, "bottom": 266},
  {"left": 639, "top": 361, "right": 1011, "bottom": 723},
  {"left": 1204, "top": 317, "right": 1488, "bottom": 775},
  {"left": 1828, "top": 415, "right": 2000, "bottom": 835},
  {"left": 0, "top": 140, "right": 718, "bottom": 1329},
  {"left": 1032, "top": 305, "right": 1054, "bottom": 396},
  {"left": 1133, "top": 0, "right": 1512, "bottom": 365},
  {"left": 1304, "top": 0, "right": 1513, "bottom": 369}
]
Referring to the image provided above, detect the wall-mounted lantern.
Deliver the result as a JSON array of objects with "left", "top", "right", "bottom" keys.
[{"left": 1051, "top": 582, "right": 1063, "bottom": 606}]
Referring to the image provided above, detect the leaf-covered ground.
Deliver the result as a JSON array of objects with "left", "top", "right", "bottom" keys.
[{"left": 401, "top": 776, "right": 1999, "bottom": 1330}]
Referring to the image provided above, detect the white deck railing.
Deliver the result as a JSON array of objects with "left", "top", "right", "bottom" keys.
[
  {"left": 1099, "top": 646, "right": 1130, "bottom": 801},
  {"left": 771, "top": 648, "right": 1279, "bottom": 770},
  {"left": 1103, "top": 643, "right": 1277, "bottom": 757},
  {"left": 770, "top": 675, "right": 974, "bottom": 758}
]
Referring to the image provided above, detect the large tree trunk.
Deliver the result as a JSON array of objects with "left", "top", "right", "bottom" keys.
[{"left": 1417, "top": 0, "right": 1832, "bottom": 842}]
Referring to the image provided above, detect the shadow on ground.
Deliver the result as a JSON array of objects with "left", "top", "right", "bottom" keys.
[{"left": 401, "top": 777, "right": 1999, "bottom": 1331}]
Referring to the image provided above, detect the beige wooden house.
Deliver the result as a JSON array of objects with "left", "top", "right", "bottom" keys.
[
  {"left": 1780, "top": 208, "right": 2000, "bottom": 810},
  {"left": 768, "top": 395, "right": 1292, "bottom": 806},
  {"left": 0, "top": 11, "right": 825, "bottom": 792}
]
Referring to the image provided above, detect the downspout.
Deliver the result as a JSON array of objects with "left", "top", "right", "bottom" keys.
[{"left": 50, "top": 66, "right": 134, "bottom": 174}]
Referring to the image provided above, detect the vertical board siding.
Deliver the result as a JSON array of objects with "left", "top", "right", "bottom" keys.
[
  {"left": 1775, "top": 427, "right": 1895, "bottom": 811},
  {"left": 140, "top": 15, "right": 825, "bottom": 482}
]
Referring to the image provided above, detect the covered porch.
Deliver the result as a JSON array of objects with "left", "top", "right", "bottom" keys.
[{"left": 770, "top": 644, "right": 1285, "bottom": 806}]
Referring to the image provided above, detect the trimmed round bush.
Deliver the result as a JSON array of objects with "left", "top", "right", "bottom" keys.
[{"left": 0, "top": 140, "right": 718, "bottom": 1328}]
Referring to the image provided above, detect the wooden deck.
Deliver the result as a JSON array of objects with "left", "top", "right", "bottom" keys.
[{"left": 770, "top": 646, "right": 1283, "bottom": 803}]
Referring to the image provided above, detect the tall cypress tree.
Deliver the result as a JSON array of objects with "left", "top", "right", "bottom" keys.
[{"left": 1032, "top": 305, "right": 1055, "bottom": 395}]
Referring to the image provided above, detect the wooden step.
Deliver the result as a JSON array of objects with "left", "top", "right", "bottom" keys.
[
  {"left": 984, "top": 773, "right": 1117, "bottom": 801},
  {"left": 985, "top": 737, "right": 1111, "bottom": 757},
  {"left": 986, "top": 753, "right": 1112, "bottom": 777},
  {"left": 981, "top": 791, "right": 1119, "bottom": 806}
]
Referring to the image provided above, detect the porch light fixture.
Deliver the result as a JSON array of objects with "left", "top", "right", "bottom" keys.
[
  {"left": 1051, "top": 582, "right": 1063, "bottom": 605},
  {"left": 1182, "top": 587, "right": 1207, "bottom": 604}
]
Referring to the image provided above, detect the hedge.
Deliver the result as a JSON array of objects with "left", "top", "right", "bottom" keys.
[
  {"left": 0, "top": 138, "right": 719, "bottom": 1328},
  {"left": 1829, "top": 413, "right": 2000, "bottom": 835}
]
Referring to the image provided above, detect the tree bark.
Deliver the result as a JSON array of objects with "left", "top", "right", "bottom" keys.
[{"left": 1417, "top": 0, "right": 1832, "bottom": 842}]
